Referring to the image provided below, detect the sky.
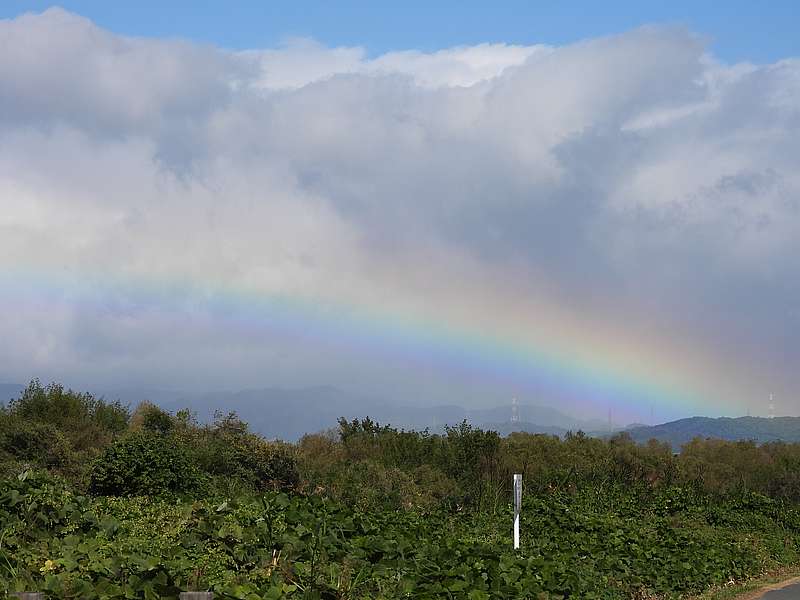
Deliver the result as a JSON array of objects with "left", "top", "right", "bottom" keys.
[
  {"left": 0, "top": 4, "right": 799, "bottom": 424},
  {"left": 1, "top": 1, "right": 799, "bottom": 63}
]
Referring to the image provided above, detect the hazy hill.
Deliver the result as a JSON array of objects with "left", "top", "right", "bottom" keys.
[
  {"left": 625, "top": 416, "right": 800, "bottom": 450},
  {"left": 178, "top": 386, "right": 387, "bottom": 441},
  {"left": 94, "top": 386, "right": 609, "bottom": 441},
  {"left": 467, "top": 405, "right": 611, "bottom": 432},
  {"left": 481, "top": 421, "right": 570, "bottom": 437},
  {"left": 1, "top": 382, "right": 623, "bottom": 441}
]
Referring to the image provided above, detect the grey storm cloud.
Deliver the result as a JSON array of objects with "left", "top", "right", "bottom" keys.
[{"left": 0, "top": 8, "right": 798, "bottom": 416}]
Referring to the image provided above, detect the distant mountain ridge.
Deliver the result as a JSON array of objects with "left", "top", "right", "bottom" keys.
[
  {"left": 625, "top": 416, "right": 800, "bottom": 450},
  {"left": 479, "top": 421, "right": 571, "bottom": 437},
  {"left": 89, "top": 385, "right": 613, "bottom": 441},
  {"left": 167, "top": 388, "right": 615, "bottom": 441},
  {"left": 11, "top": 382, "right": 795, "bottom": 447}
]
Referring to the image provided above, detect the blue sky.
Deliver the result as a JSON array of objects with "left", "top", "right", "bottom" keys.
[{"left": 2, "top": 1, "right": 798, "bottom": 62}]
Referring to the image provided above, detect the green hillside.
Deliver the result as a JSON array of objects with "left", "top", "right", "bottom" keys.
[{"left": 626, "top": 416, "right": 800, "bottom": 450}]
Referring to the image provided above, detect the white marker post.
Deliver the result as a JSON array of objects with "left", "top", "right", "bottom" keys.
[{"left": 513, "top": 473, "right": 522, "bottom": 550}]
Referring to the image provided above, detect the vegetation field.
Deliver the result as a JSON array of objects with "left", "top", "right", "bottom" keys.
[{"left": 3, "top": 381, "right": 800, "bottom": 598}]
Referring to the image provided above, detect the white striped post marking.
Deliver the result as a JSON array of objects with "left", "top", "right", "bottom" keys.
[{"left": 513, "top": 473, "right": 522, "bottom": 550}]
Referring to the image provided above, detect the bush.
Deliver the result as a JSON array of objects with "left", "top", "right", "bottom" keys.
[
  {"left": 0, "top": 380, "right": 129, "bottom": 479},
  {"left": 0, "top": 419, "right": 73, "bottom": 469},
  {"left": 174, "top": 411, "right": 299, "bottom": 493},
  {"left": 5, "top": 380, "right": 129, "bottom": 445},
  {"left": 133, "top": 402, "right": 175, "bottom": 435},
  {"left": 89, "top": 431, "right": 207, "bottom": 496},
  {"left": 207, "top": 434, "right": 298, "bottom": 491}
]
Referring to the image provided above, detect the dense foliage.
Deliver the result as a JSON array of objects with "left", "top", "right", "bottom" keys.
[
  {"left": 3, "top": 381, "right": 800, "bottom": 598},
  {"left": 88, "top": 431, "right": 208, "bottom": 496},
  {"left": 0, "top": 380, "right": 128, "bottom": 478},
  {"left": 0, "top": 384, "right": 299, "bottom": 497},
  {"left": 4, "top": 470, "right": 800, "bottom": 599}
]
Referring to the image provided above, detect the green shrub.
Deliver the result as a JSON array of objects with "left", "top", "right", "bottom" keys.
[
  {"left": 196, "top": 432, "right": 299, "bottom": 491},
  {"left": 0, "top": 379, "right": 129, "bottom": 480},
  {"left": 0, "top": 419, "right": 73, "bottom": 469},
  {"left": 140, "top": 403, "right": 175, "bottom": 435},
  {"left": 5, "top": 380, "right": 129, "bottom": 446},
  {"left": 89, "top": 431, "right": 207, "bottom": 496},
  {"left": 173, "top": 411, "right": 299, "bottom": 493}
]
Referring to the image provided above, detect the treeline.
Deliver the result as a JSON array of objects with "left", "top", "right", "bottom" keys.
[
  {"left": 0, "top": 380, "right": 296, "bottom": 497},
  {"left": 4, "top": 380, "right": 800, "bottom": 509},
  {"left": 303, "top": 417, "right": 800, "bottom": 510}
]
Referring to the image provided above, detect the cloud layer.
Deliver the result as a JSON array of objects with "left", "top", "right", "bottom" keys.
[{"left": 1, "top": 8, "right": 798, "bottom": 420}]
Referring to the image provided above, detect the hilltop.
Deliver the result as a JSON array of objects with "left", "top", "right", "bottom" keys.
[{"left": 625, "top": 416, "right": 800, "bottom": 449}]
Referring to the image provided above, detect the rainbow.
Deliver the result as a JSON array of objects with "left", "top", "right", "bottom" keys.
[{"left": 0, "top": 265, "right": 751, "bottom": 423}]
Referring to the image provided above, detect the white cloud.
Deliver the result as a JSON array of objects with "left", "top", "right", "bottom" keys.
[
  {"left": 0, "top": 10, "right": 798, "bottom": 417},
  {"left": 245, "top": 38, "right": 547, "bottom": 90}
]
